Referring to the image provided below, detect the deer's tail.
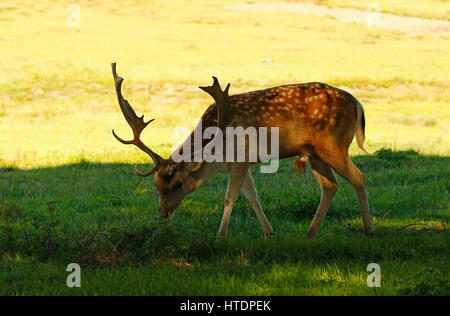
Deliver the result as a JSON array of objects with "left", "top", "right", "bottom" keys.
[{"left": 355, "top": 100, "right": 369, "bottom": 154}]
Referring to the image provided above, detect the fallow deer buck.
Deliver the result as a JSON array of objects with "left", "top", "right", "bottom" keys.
[{"left": 111, "top": 63, "right": 374, "bottom": 238}]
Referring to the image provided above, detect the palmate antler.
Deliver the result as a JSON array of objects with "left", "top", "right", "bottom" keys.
[{"left": 111, "top": 63, "right": 166, "bottom": 176}]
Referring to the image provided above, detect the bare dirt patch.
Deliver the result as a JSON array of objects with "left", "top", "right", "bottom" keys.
[{"left": 226, "top": 2, "right": 450, "bottom": 36}]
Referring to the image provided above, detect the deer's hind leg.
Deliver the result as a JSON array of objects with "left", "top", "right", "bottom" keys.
[
  {"left": 306, "top": 155, "right": 339, "bottom": 238},
  {"left": 315, "top": 147, "right": 374, "bottom": 236},
  {"left": 334, "top": 157, "right": 373, "bottom": 236}
]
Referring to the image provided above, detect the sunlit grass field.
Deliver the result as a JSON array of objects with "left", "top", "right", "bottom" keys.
[
  {"left": 0, "top": 0, "right": 449, "bottom": 295},
  {"left": 303, "top": 0, "right": 450, "bottom": 20}
]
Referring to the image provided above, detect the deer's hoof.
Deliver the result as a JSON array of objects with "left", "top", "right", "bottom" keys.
[{"left": 365, "top": 229, "right": 374, "bottom": 237}]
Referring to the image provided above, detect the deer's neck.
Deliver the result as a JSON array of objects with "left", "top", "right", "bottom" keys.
[{"left": 192, "top": 162, "right": 229, "bottom": 190}]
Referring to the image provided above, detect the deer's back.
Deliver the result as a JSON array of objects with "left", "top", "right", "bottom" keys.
[{"left": 202, "top": 82, "right": 359, "bottom": 158}]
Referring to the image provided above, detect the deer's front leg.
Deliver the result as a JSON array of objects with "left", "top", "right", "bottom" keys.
[{"left": 217, "top": 163, "right": 250, "bottom": 237}]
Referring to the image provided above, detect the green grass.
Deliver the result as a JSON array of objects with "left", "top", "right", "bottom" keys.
[
  {"left": 0, "top": 0, "right": 449, "bottom": 295},
  {"left": 1, "top": 151, "right": 449, "bottom": 295}
]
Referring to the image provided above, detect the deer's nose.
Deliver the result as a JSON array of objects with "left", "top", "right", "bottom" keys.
[{"left": 160, "top": 209, "right": 172, "bottom": 219}]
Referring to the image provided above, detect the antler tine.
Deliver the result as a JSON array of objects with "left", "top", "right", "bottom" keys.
[
  {"left": 199, "top": 76, "right": 231, "bottom": 129},
  {"left": 111, "top": 63, "right": 165, "bottom": 176},
  {"left": 199, "top": 76, "right": 230, "bottom": 99},
  {"left": 112, "top": 63, "right": 153, "bottom": 137}
]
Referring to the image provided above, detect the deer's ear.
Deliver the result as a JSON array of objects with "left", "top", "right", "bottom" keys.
[{"left": 185, "top": 161, "right": 204, "bottom": 172}]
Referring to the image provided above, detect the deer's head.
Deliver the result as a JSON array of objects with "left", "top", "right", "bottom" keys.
[{"left": 111, "top": 63, "right": 230, "bottom": 218}]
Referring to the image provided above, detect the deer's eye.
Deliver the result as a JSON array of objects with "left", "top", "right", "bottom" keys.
[{"left": 172, "top": 182, "right": 182, "bottom": 191}]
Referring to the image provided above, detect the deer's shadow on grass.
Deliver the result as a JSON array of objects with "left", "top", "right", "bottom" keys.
[{"left": 0, "top": 149, "right": 448, "bottom": 264}]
